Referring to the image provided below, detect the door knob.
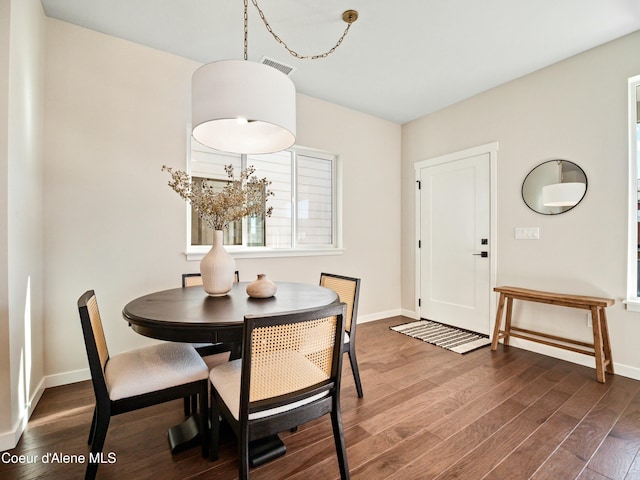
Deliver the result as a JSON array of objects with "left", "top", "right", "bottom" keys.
[{"left": 472, "top": 251, "right": 488, "bottom": 258}]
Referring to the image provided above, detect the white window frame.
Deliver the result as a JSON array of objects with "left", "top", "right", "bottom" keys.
[
  {"left": 184, "top": 132, "right": 344, "bottom": 260},
  {"left": 626, "top": 74, "right": 640, "bottom": 310}
]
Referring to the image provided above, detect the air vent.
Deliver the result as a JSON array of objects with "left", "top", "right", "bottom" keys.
[{"left": 259, "top": 56, "right": 296, "bottom": 76}]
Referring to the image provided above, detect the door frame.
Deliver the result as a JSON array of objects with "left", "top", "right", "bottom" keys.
[{"left": 414, "top": 142, "right": 499, "bottom": 330}]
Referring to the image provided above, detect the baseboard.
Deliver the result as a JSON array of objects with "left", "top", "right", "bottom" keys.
[
  {"left": 400, "top": 308, "right": 420, "bottom": 320},
  {"left": 502, "top": 338, "right": 640, "bottom": 382},
  {"left": 44, "top": 367, "right": 90, "bottom": 389},
  {"left": 358, "top": 309, "right": 403, "bottom": 324},
  {"left": 614, "top": 362, "right": 640, "bottom": 381},
  {"left": 0, "top": 376, "right": 46, "bottom": 452},
  {"left": 0, "top": 419, "right": 23, "bottom": 453},
  {"left": 29, "top": 377, "right": 46, "bottom": 419},
  {"left": 0, "top": 370, "right": 90, "bottom": 450}
]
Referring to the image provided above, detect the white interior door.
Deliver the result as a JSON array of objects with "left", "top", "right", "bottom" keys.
[{"left": 418, "top": 151, "right": 491, "bottom": 334}]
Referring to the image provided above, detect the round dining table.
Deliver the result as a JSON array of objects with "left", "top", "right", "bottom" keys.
[
  {"left": 121, "top": 281, "right": 340, "bottom": 462},
  {"left": 122, "top": 281, "right": 340, "bottom": 345}
]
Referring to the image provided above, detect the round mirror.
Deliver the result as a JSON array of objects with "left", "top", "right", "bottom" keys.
[{"left": 522, "top": 160, "right": 587, "bottom": 215}]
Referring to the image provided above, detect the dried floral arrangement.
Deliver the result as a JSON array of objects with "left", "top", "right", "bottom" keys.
[{"left": 162, "top": 164, "right": 273, "bottom": 231}]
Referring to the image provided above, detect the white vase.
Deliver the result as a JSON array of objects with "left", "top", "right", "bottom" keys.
[
  {"left": 200, "top": 230, "right": 237, "bottom": 296},
  {"left": 246, "top": 274, "right": 277, "bottom": 298}
]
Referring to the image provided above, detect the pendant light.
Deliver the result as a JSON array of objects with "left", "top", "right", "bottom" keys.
[
  {"left": 191, "top": 1, "right": 358, "bottom": 154},
  {"left": 192, "top": 60, "right": 295, "bottom": 155}
]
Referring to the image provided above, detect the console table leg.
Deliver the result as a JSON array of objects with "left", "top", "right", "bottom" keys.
[
  {"left": 504, "top": 297, "right": 514, "bottom": 346},
  {"left": 491, "top": 293, "right": 506, "bottom": 350},
  {"left": 599, "top": 307, "right": 614, "bottom": 375},
  {"left": 591, "top": 306, "right": 606, "bottom": 383}
]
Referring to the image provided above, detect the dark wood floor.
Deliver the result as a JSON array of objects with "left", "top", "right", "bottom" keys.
[{"left": 2, "top": 316, "right": 640, "bottom": 479}]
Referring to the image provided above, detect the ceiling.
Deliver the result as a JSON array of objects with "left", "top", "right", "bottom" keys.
[{"left": 40, "top": 0, "right": 640, "bottom": 125}]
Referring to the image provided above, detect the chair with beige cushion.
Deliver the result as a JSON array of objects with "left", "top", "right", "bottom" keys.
[
  {"left": 78, "top": 290, "right": 209, "bottom": 480},
  {"left": 209, "top": 303, "right": 350, "bottom": 479},
  {"left": 320, "top": 273, "right": 363, "bottom": 398}
]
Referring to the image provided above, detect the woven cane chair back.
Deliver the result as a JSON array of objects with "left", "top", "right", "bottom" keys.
[
  {"left": 182, "top": 273, "right": 204, "bottom": 287},
  {"left": 182, "top": 271, "right": 240, "bottom": 288},
  {"left": 84, "top": 293, "right": 110, "bottom": 373},
  {"left": 248, "top": 315, "right": 337, "bottom": 403},
  {"left": 320, "top": 274, "right": 359, "bottom": 334}
]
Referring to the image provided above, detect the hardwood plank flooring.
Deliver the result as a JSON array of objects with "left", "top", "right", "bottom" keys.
[{"left": 2, "top": 316, "right": 640, "bottom": 479}]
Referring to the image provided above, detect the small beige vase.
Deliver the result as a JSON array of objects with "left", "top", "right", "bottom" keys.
[
  {"left": 200, "top": 230, "right": 237, "bottom": 296},
  {"left": 246, "top": 274, "right": 277, "bottom": 298}
]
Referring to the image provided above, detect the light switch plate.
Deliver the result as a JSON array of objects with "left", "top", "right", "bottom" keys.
[{"left": 515, "top": 227, "right": 540, "bottom": 240}]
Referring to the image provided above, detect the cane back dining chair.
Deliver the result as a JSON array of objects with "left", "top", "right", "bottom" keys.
[
  {"left": 209, "top": 303, "right": 350, "bottom": 480},
  {"left": 182, "top": 271, "right": 240, "bottom": 289},
  {"left": 77, "top": 290, "right": 209, "bottom": 480},
  {"left": 319, "top": 273, "right": 363, "bottom": 398}
]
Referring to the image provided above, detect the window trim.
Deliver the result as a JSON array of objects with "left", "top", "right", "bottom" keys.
[
  {"left": 183, "top": 131, "right": 343, "bottom": 260},
  {"left": 626, "top": 74, "right": 640, "bottom": 311},
  {"left": 185, "top": 245, "right": 345, "bottom": 261}
]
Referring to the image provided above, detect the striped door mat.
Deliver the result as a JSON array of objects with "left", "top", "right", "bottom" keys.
[{"left": 390, "top": 320, "right": 491, "bottom": 354}]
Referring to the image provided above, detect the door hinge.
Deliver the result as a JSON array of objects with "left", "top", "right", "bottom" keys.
[
  {"left": 418, "top": 298, "right": 421, "bottom": 307},
  {"left": 418, "top": 240, "right": 421, "bottom": 248},
  {"left": 416, "top": 180, "right": 421, "bottom": 189}
]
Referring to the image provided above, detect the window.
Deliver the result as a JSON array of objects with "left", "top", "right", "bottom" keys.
[
  {"left": 627, "top": 75, "right": 640, "bottom": 309},
  {"left": 186, "top": 135, "right": 342, "bottom": 259},
  {"left": 636, "top": 113, "right": 640, "bottom": 296}
]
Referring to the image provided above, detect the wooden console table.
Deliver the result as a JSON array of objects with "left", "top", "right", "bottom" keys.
[{"left": 491, "top": 286, "right": 615, "bottom": 383}]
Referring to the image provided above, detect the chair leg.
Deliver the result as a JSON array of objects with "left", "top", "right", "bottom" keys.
[
  {"left": 87, "top": 406, "right": 97, "bottom": 445},
  {"left": 347, "top": 347, "right": 364, "bottom": 398},
  {"left": 199, "top": 383, "right": 209, "bottom": 458},
  {"left": 86, "top": 407, "right": 110, "bottom": 480},
  {"left": 229, "top": 342, "right": 242, "bottom": 361},
  {"left": 239, "top": 427, "right": 250, "bottom": 480},
  {"left": 192, "top": 394, "right": 198, "bottom": 415},
  {"left": 330, "top": 404, "right": 350, "bottom": 480},
  {"left": 184, "top": 393, "right": 199, "bottom": 416},
  {"left": 210, "top": 388, "right": 220, "bottom": 461}
]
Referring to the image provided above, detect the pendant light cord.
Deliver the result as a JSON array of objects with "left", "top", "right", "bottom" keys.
[
  {"left": 244, "top": 0, "right": 249, "bottom": 61},
  {"left": 243, "top": 0, "right": 358, "bottom": 61}
]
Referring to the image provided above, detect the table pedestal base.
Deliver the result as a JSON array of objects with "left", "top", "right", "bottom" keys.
[
  {"left": 168, "top": 415, "right": 200, "bottom": 454},
  {"left": 168, "top": 416, "right": 286, "bottom": 467},
  {"left": 249, "top": 435, "right": 286, "bottom": 467}
]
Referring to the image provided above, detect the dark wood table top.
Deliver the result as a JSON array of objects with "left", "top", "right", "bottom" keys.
[{"left": 122, "top": 281, "right": 339, "bottom": 343}]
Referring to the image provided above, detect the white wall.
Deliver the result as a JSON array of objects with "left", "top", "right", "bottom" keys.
[
  {"left": 0, "top": 0, "right": 45, "bottom": 451},
  {"left": 0, "top": 0, "right": 12, "bottom": 442},
  {"left": 402, "top": 30, "right": 640, "bottom": 379},
  {"left": 43, "top": 19, "right": 402, "bottom": 384}
]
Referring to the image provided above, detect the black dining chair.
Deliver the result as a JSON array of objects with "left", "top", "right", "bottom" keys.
[
  {"left": 209, "top": 303, "right": 350, "bottom": 479},
  {"left": 77, "top": 290, "right": 209, "bottom": 480},
  {"left": 320, "top": 273, "right": 364, "bottom": 398}
]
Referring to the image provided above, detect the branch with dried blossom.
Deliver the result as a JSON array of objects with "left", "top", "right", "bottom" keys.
[{"left": 162, "top": 164, "right": 273, "bottom": 231}]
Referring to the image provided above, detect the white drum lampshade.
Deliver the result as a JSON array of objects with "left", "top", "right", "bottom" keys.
[
  {"left": 542, "top": 182, "right": 586, "bottom": 207},
  {"left": 192, "top": 60, "right": 296, "bottom": 154}
]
